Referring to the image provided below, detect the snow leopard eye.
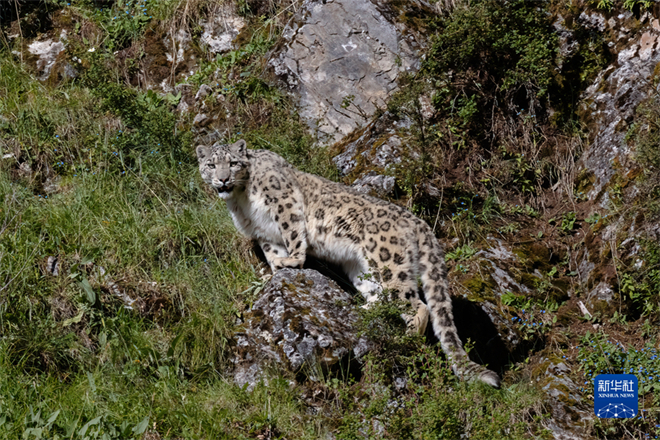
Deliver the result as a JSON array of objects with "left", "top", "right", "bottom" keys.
[{"left": 208, "top": 164, "right": 215, "bottom": 169}]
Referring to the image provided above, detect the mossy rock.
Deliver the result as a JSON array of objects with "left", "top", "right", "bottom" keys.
[
  {"left": 460, "top": 273, "right": 497, "bottom": 303},
  {"left": 232, "top": 269, "right": 362, "bottom": 389}
]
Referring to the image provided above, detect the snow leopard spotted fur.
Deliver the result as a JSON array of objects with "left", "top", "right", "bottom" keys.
[{"left": 197, "top": 139, "right": 500, "bottom": 387}]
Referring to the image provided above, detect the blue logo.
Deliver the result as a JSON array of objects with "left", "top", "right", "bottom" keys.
[{"left": 594, "top": 374, "right": 638, "bottom": 418}]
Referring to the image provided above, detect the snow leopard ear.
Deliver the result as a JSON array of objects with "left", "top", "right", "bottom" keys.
[
  {"left": 196, "top": 145, "right": 211, "bottom": 162},
  {"left": 230, "top": 139, "right": 247, "bottom": 156}
]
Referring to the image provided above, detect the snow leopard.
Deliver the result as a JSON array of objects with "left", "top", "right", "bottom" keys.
[{"left": 197, "top": 139, "right": 500, "bottom": 387}]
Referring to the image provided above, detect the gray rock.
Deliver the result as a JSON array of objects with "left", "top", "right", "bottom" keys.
[
  {"left": 175, "top": 84, "right": 194, "bottom": 113},
  {"left": 579, "top": 16, "right": 660, "bottom": 203},
  {"left": 163, "top": 28, "right": 193, "bottom": 82},
  {"left": 195, "top": 84, "right": 213, "bottom": 101},
  {"left": 176, "top": 100, "right": 190, "bottom": 114},
  {"left": 18, "top": 161, "right": 32, "bottom": 177},
  {"left": 372, "top": 134, "right": 403, "bottom": 169},
  {"left": 193, "top": 113, "right": 210, "bottom": 127},
  {"left": 554, "top": 14, "right": 579, "bottom": 69},
  {"left": 333, "top": 137, "right": 361, "bottom": 176},
  {"left": 63, "top": 63, "right": 78, "bottom": 79},
  {"left": 42, "top": 177, "right": 61, "bottom": 194},
  {"left": 577, "top": 11, "right": 606, "bottom": 32},
  {"left": 536, "top": 359, "right": 594, "bottom": 440},
  {"left": 332, "top": 112, "right": 406, "bottom": 186},
  {"left": 165, "top": 29, "right": 191, "bottom": 65},
  {"left": 45, "top": 256, "right": 60, "bottom": 276},
  {"left": 28, "top": 36, "right": 66, "bottom": 81},
  {"left": 269, "top": 0, "right": 429, "bottom": 144},
  {"left": 475, "top": 239, "right": 531, "bottom": 297},
  {"left": 587, "top": 281, "right": 614, "bottom": 303},
  {"left": 232, "top": 269, "right": 362, "bottom": 390},
  {"left": 351, "top": 171, "right": 396, "bottom": 196},
  {"left": 200, "top": 3, "right": 246, "bottom": 54}
]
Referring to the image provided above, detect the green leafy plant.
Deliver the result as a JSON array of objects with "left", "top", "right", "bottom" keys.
[
  {"left": 426, "top": 0, "right": 558, "bottom": 114},
  {"left": 578, "top": 331, "right": 660, "bottom": 396},
  {"left": 92, "top": 0, "right": 156, "bottom": 52},
  {"left": 594, "top": 0, "right": 614, "bottom": 10},
  {"left": 341, "top": 94, "right": 356, "bottom": 109},
  {"left": 506, "top": 300, "right": 557, "bottom": 341},
  {"left": 585, "top": 212, "right": 601, "bottom": 225},
  {"left": 552, "top": 211, "right": 577, "bottom": 234},
  {"left": 446, "top": 242, "right": 478, "bottom": 262},
  {"left": 498, "top": 222, "right": 520, "bottom": 235},
  {"left": 593, "top": 0, "right": 655, "bottom": 11}
]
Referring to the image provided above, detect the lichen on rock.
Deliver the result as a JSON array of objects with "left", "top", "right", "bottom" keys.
[{"left": 232, "top": 268, "right": 364, "bottom": 389}]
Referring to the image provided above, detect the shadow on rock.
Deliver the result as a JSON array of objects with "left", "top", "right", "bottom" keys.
[{"left": 450, "top": 297, "right": 512, "bottom": 374}]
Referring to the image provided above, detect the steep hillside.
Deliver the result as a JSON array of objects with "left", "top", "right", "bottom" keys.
[{"left": 0, "top": 0, "right": 658, "bottom": 439}]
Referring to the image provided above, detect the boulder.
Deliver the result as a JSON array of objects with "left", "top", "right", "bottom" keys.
[
  {"left": 332, "top": 111, "right": 409, "bottom": 196},
  {"left": 232, "top": 269, "right": 363, "bottom": 389},
  {"left": 449, "top": 237, "right": 571, "bottom": 369},
  {"left": 576, "top": 11, "right": 660, "bottom": 301},
  {"left": 269, "top": 0, "right": 430, "bottom": 144}
]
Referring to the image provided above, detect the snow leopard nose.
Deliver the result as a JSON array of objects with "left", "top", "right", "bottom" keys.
[{"left": 213, "top": 177, "right": 229, "bottom": 186}]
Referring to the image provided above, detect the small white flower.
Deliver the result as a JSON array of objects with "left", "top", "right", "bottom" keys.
[{"left": 88, "top": 47, "right": 96, "bottom": 52}]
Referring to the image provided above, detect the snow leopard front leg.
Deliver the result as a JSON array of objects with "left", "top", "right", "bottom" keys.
[
  {"left": 261, "top": 172, "right": 308, "bottom": 270},
  {"left": 257, "top": 239, "right": 290, "bottom": 272}
]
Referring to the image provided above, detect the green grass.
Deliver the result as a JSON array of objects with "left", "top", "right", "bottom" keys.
[
  {"left": 0, "top": 2, "right": 337, "bottom": 434},
  {"left": 0, "top": 361, "right": 317, "bottom": 439}
]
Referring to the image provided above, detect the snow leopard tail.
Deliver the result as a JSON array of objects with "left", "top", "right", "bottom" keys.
[{"left": 420, "top": 231, "right": 501, "bottom": 388}]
